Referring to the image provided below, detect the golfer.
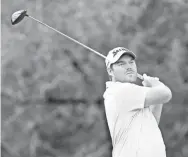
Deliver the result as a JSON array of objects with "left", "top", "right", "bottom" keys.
[{"left": 103, "top": 47, "right": 172, "bottom": 157}]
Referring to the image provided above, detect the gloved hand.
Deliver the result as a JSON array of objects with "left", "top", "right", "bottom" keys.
[{"left": 142, "top": 74, "right": 161, "bottom": 87}]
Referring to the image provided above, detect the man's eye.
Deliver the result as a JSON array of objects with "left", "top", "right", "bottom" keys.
[{"left": 118, "top": 63, "right": 124, "bottom": 66}]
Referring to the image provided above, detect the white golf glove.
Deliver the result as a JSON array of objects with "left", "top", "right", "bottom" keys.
[{"left": 142, "top": 74, "right": 160, "bottom": 87}]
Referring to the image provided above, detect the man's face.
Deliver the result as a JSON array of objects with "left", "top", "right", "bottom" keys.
[{"left": 109, "top": 54, "right": 137, "bottom": 83}]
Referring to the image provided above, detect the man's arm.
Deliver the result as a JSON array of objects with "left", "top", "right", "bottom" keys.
[
  {"left": 144, "top": 83, "right": 172, "bottom": 107},
  {"left": 142, "top": 74, "right": 172, "bottom": 107},
  {"left": 142, "top": 74, "right": 171, "bottom": 124},
  {"left": 149, "top": 104, "right": 163, "bottom": 124}
]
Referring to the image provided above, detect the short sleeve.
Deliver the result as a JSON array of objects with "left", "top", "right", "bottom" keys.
[{"left": 114, "top": 83, "right": 150, "bottom": 112}]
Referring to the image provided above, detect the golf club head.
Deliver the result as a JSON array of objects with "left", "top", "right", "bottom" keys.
[{"left": 11, "top": 10, "right": 28, "bottom": 25}]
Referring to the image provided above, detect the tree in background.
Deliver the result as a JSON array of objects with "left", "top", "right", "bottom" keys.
[{"left": 2, "top": 0, "right": 188, "bottom": 157}]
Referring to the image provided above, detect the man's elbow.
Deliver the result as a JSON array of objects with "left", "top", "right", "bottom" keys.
[{"left": 163, "top": 87, "right": 172, "bottom": 103}]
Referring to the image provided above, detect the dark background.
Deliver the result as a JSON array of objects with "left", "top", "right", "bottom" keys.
[{"left": 1, "top": 0, "right": 188, "bottom": 157}]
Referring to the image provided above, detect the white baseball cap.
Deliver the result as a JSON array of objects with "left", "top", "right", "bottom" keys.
[{"left": 105, "top": 47, "right": 136, "bottom": 69}]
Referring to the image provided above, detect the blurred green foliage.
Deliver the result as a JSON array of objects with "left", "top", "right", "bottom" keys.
[{"left": 1, "top": 0, "right": 188, "bottom": 157}]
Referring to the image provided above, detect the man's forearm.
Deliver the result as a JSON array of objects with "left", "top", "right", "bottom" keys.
[
  {"left": 152, "top": 82, "right": 172, "bottom": 102},
  {"left": 145, "top": 82, "right": 172, "bottom": 107}
]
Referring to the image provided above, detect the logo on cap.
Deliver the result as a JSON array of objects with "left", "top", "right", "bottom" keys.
[{"left": 112, "top": 47, "right": 129, "bottom": 57}]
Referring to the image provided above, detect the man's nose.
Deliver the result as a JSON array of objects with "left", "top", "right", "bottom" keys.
[
  {"left": 127, "top": 64, "right": 133, "bottom": 69},
  {"left": 127, "top": 67, "right": 133, "bottom": 71}
]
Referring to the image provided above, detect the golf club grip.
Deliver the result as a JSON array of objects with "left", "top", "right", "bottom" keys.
[
  {"left": 137, "top": 73, "right": 143, "bottom": 80},
  {"left": 27, "top": 15, "right": 144, "bottom": 81}
]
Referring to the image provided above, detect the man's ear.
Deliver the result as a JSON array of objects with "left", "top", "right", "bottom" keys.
[{"left": 107, "top": 67, "right": 113, "bottom": 76}]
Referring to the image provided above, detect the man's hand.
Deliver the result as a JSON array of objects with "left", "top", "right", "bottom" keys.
[
  {"left": 143, "top": 73, "right": 172, "bottom": 107},
  {"left": 142, "top": 74, "right": 162, "bottom": 87}
]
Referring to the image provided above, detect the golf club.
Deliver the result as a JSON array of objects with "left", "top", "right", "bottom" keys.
[{"left": 11, "top": 10, "right": 143, "bottom": 80}]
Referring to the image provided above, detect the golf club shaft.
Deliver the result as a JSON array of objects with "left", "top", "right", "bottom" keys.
[
  {"left": 27, "top": 15, "right": 106, "bottom": 59},
  {"left": 27, "top": 15, "right": 143, "bottom": 80}
]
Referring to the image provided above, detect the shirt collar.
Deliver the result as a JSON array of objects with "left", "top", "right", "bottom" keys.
[
  {"left": 106, "top": 81, "right": 123, "bottom": 88},
  {"left": 106, "top": 81, "right": 134, "bottom": 88}
]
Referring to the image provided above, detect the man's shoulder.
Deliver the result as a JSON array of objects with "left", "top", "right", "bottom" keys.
[
  {"left": 105, "top": 81, "right": 133, "bottom": 88},
  {"left": 103, "top": 82, "right": 137, "bottom": 98},
  {"left": 104, "top": 82, "right": 150, "bottom": 97},
  {"left": 105, "top": 81, "right": 147, "bottom": 91}
]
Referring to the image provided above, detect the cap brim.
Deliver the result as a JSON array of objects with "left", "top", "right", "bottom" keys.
[{"left": 110, "top": 51, "right": 136, "bottom": 64}]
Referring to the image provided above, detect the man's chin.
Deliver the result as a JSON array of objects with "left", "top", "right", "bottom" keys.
[
  {"left": 125, "top": 74, "right": 137, "bottom": 82},
  {"left": 127, "top": 79, "right": 136, "bottom": 83}
]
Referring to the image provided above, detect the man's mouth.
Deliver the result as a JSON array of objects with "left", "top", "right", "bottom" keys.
[{"left": 126, "top": 71, "right": 134, "bottom": 75}]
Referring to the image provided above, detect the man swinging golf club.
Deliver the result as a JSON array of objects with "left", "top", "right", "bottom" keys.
[
  {"left": 11, "top": 10, "right": 172, "bottom": 157},
  {"left": 103, "top": 47, "right": 172, "bottom": 157}
]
